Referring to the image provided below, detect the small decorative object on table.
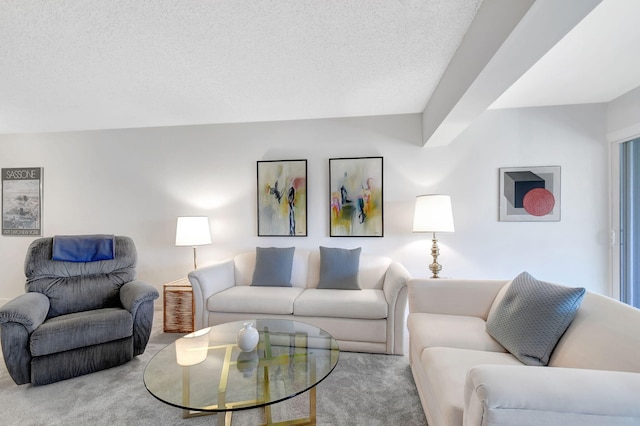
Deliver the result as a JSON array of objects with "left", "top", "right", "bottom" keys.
[{"left": 237, "top": 322, "right": 259, "bottom": 352}]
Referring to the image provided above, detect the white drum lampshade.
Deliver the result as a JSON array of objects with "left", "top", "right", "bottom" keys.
[{"left": 175, "top": 216, "right": 212, "bottom": 269}]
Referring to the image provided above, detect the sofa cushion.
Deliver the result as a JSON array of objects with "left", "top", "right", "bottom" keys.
[
  {"left": 486, "top": 271, "right": 585, "bottom": 366},
  {"left": 317, "top": 246, "right": 361, "bottom": 290},
  {"left": 251, "top": 247, "right": 295, "bottom": 287},
  {"left": 408, "top": 313, "right": 506, "bottom": 354},
  {"left": 464, "top": 365, "right": 640, "bottom": 426},
  {"left": 549, "top": 292, "right": 640, "bottom": 372},
  {"left": 294, "top": 288, "right": 387, "bottom": 319},
  {"left": 419, "top": 347, "right": 522, "bottom": 426},
  {"left": 30, "top": 308, "right": 133, "bottom": 357},
  {"left": 208, "top": 286, "right": 304, "bottom": 315}
]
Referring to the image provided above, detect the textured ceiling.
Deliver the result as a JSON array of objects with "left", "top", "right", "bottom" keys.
[
  {"left": 2, "top": 1, "right": 638, "bottom": 137},
  {"left": 0, "top": 0, "right": 483, "bottom": 134}
]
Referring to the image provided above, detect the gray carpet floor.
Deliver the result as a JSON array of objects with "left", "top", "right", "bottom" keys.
[{"left": 0, "top": 317, "right": 427, "bottom": 426}]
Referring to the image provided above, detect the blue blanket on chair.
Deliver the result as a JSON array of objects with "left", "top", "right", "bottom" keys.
[{"left": 52, "top": 234, "right": 116, "bottom": 262}]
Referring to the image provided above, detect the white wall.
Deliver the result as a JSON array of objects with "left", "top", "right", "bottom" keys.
[
  {"left": 0, "top": 105, "right": 610, "bottom": 304},
  {"left": 607, "top": 86, "right": 640, "bottom": 143},
  {"left": 438, "top": 105, "right": 609, "bottom": 293}
]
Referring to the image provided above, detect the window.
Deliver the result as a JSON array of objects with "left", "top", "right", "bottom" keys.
[{"left": 620, "top": 138, "right": 640, "bottom": 308}]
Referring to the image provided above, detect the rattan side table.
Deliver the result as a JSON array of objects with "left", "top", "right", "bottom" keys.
[{"left": 163, "top": 278, "right": 194, "bottom": 333}]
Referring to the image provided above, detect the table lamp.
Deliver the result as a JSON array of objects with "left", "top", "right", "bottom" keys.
[
  {"left": 412, "top": 195, "right": 455, "bottom": 278},
  {"left": 175, "top": 216, "right": 212, "bottom": 270}
]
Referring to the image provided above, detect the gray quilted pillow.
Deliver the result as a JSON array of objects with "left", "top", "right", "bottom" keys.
[{"left": 486, "top": 271, "right": 585, "bottom": 366}]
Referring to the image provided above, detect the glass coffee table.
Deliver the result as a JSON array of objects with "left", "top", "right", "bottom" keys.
[{"left": 144, "top": 319, "right": 340, "bottom": 426}]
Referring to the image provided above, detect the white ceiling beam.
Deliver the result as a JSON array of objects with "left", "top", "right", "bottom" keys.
[{"left": 421, "top": 0, "right": 603, "bottom": 147}]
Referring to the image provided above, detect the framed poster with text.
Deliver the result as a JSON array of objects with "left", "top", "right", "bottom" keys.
[{"left": 2, "top": 167, "right": 43, "bottom": 236}]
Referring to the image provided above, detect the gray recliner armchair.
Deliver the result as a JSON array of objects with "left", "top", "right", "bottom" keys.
[{"left": 0, "top": 235, "right": 159, "bottom": 386}]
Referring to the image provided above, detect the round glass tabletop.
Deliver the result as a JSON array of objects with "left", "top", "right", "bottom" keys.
[{"left": 144, "top": 319, "right": 340, "bottom": 415}]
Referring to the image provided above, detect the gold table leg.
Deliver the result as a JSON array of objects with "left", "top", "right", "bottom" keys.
[
  {"left": 260, "top": 331, "right": 317, "bottom": 426},
  {"left": 216, "top": 411, "right": 232, "bottom": 426},
  {"left": 179, "top": 329, "right": 321, "bottom": 426}
]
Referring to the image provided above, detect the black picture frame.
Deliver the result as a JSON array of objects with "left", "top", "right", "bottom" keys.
[
  {"left": 2, "top": 167, "right": 43, "bottom": 236},
  {"left": 257, "top": 160, "right": 307, "bottom": 236},
  {"left": 329, "top": 157, "right": 383, "bottom": 237}
]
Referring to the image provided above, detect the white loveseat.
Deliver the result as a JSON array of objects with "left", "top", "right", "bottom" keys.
[
  {"left": 407, "top": 276, "right": 640, "bottom": 426},
  {"left": 188, "top": 248, "right": 411, "bottom": 354}
]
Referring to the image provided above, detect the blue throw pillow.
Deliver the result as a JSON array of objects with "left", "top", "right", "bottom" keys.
[
  {"left": 317, "top": 246, "right": 362, "bottom": 290},
  {"left": 486, "top": 271, "right": 585, "bottom": 366},
  {"left": 251, "top": 247, "right": 295, "bottom": 287},
  {"left": 52, "top": 234, "right": 115, "bottom": 262}
]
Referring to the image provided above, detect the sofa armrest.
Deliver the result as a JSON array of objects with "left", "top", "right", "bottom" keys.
[
  {"left": 0, "top": 292, "right": 49, "bottom": 333},
  {"left": 464, "top": 365, "right": 640, "bottom": 426},
  {"left": 383, "top": 261, "right": 411, "bottom": 354},
  {"left": 383, "top": 261, "right": 411, "bottom": 303},
  {"left": 408, "top": 279, "right": 508, "bottom": 319},
  {"left": 188, "top": 259, "right": 236, "bottom": 330}
]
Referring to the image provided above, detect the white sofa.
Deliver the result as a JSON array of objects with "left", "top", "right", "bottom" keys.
[
  {"left": 407, "top": 277, "right": 640, "bottom": 426},
  {"left": 188, "top": 248, "right": 411, "bottom": 354}
]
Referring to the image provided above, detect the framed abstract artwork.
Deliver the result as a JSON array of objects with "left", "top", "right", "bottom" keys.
[
  {"left": 329, "top": 156, "right": 383, "bottom": 237},
  {"left": 499, "top": 166, "right": 560, "bottom": 222},
  {"left": 2, "top": 167, "right": 43, "bottom": 236},
  {"left": 257, "top": 160, "right": 307, "bottom": 236}
]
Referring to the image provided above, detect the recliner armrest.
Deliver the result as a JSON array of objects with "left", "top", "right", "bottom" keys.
[
  {"left": 0, "top": 292, "right": 49, "bottom": 333},
  {"left": 120, "top": 280, "right": 159, "bottom": 314},
  {"left": 464, "top": 364, "right": 640, "bottom": 425},
  {"left": 120, "top": 280, "right": 159, "bottom": 357}
]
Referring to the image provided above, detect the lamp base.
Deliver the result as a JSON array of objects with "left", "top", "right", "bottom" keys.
[{"left": 429, "top": 233, "right": 442, "bottom": 279}]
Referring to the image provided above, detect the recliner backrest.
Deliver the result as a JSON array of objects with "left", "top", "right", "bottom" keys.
[{"left": 24, "top": 236, "right": 137, "bottom": 318}]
